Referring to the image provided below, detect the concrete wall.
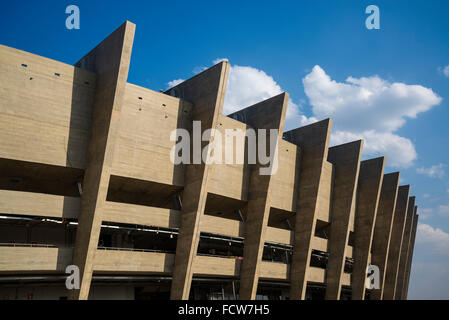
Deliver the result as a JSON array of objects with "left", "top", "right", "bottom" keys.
[
  {"left": 0, "top": 22, "right": 419, "bottom": 300},
  {"left": 0, "top": 285, "right": 134, "bottom": 300}
]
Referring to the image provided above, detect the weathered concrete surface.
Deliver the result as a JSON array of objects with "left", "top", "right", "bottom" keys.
[
  {"left": 0, "top": 45, "right": 96, "bottom": 169},
  {"left": 284, "top": 119, "right": 332, "bottom": 300},
  {"left": 325, "top": 140, "right": 363, "bottom": 300},
  {"left": 351, "top": 157, "right": 385, "bottom": 300},
  {"left": 383, "top": 186, "right": 410, "bottom": 300},
  {"left": 166, "top": 61, "right": 230, "bottom": 300},
  {"left": 0, "top": 22, "right": 422, "bottom": 301},
  {"left": 229, "top": 93, "right": 288, "bottom": 300},
  {"left": 370, "top": 172, "right": 400, "bottom": 300},
  {"left": 395, "top": 200, "right": 416, "bottom": 300},
  {"left": 70, "top": 21, "right": 135, "bottom": 300}
]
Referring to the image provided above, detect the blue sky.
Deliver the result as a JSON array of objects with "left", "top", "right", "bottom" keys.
[{"left": 1, "top": 0, "right": 449, "bottom": 299}]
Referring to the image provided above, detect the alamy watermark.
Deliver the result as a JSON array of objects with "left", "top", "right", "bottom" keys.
[
  {"left": 170, "top": 121, "right": 279, "bottom": 175},
  {"left": 365, "top": 5, "right": 380, "bottom": 30},
  {"left": 65, "top": 265, "right": 80, "bottom": 290},
  {"left": 366, "top": 264, "right": 380, "bottom": 289},
  {"left": 65, "top": 5, "right": 80, "bottom": 30}
]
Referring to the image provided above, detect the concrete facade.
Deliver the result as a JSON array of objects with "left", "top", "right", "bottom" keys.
[{"left": 0, "top": 22, "right": 419, "bottom": 300}]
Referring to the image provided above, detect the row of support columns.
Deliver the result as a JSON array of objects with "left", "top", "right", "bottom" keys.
[{"left": 69, "top": 21, "right": 419, "bottom": 300}]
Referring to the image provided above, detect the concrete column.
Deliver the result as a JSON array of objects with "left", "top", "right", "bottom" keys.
[
  {"left": 70, "top": 21, "right": 136, "bottom": 300},
  {"left": 370, "top": 172, "right": 400, "bottom": 300},
  {"left": 284, "top": 119, "right": 332, "bottom": 300},
  {"left": 382, "top": 185, "right": 410, "bottom": 300},
  {"left": 403, "top": 211, "right": 418, "bottom": 299},
  {"left": 324, "top": 140, "right": 363, "bottom": 300},
  {"left": 229, "top": 93, "right": 288, "bottom": 300},
  {"left": 395, "top": 199, "right": 416, "bottom": 299},
  {"left": 167, "top": 61, "right": 230, "bottom": 300},
  {"left": 351, "top": 157, "right": 385, "bottom": 300}
]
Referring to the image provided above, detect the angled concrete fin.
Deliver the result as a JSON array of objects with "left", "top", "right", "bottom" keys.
[
  {"left": 395, "top": 197, "right": 416, "bottom": 299},
  {"left": 232, "top": 93, "right": 289, "bottom": 300},
  {"left": 383, "top": 185, "right": 410, "bottom": 300},
  {"left": 169, "top": 61, "right": 230, "bottom": 300},
  {"left": 370, "top": 172, "right": 400, "bottom": 300},
  {"left": 351, "top": 157, "right": 385, "bottom": 300},
  {"left": 284, "top": 118, "right": 333, "bottom": 300},
  {"left": 71, "top": 21, "right": 136, "bottom": 300},
  {"left": 325, "top": 140, "right": 364, "bottom": 300},
  {"left": 403, "top": 210, "right": 418, "bottom": 299}
]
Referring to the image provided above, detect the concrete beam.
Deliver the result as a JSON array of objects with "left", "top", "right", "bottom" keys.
[
  {"left": 70, "top": 21, "right": 135, "bottom": 300},
  {"left": 284, "top": 119, "right": 332, "bottom": 300},
  {"left": 0, "top": 247, "right": 72, "bottom": 272},
  {"left": 370, "top": 172, "right": 400, "bottom": 300},
  {"left": 382, "top": 185, "right": 410, "bottom": 300},
  {"left": 166, "top": 61, "right": 230, "bottom": 300},
  {"left": 395, "top": 200, "right": 416, "bottom": 299},
  {"left": 229, "top": 93, "right": 288, "bottom": 299},
  {"left": 403, "top": 211, "right": 418, "bottom": 299},
  {"left": 351, "top": 157, "right": 385, "bottom": 300},
  {"left": 325, "top": 140, "right": 363, "bottom": 300}
]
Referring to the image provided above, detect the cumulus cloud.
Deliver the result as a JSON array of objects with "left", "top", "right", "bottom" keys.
[
  {"left": 439, "top": 65, "right": 449, "bottom": 77},
  {"left": 168, "top": 62, "right": 442, "bottom": 168},
  {"left": 222, "top": 64, "right": 285, "bottom": 114},
  {"left": 416, "top": 223, "right": 449, "bottom": 255},
  {"left": 221, "top": 62, "right": 316, "bottom": 129},
  {"left": 168, "top": 58, "right": 312, "bottom": 129},
  {"left": 167, "top": 79, "right": 184, "bottom": 88},
  {"left": 416, "top": 163, "right": 446, "bottom": 179},
  {"left": 409, "top": 224, "right": 449, "bottom": 299},
  {"left": 331, "top": 130, "right": 417, "bottom": 168},
  {"left": 212, "top": 58, "right": 314, "bottom": 129},
  {"left": 302, "top": 65, "right": 442, "bottom": 168}
]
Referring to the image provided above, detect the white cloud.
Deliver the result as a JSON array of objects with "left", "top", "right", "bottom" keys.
[
  {"left": 331, "top": 130, "right": 417, "bottom": 168},
  {"left": 447, "top": 189, "right": 449, "bottom": 194},
  {"left": 222, "top": 65, "right": 284, "bottom": 114},
  {"left": 168, "top": 63, "right": 441, "bottom": 168},
  {"left": 409, "top": 224, "right": 449, "bottom": 299},
  {"left": 440, "top": 65, "right": 449, "bottom": 78},
  {"left": 213, "top": 59, "right": 312, "bottom": 129},
  {"left": 302, "top": 65, "right": 442, "bottom": 168},
  {"left": 416, "top": 223, "right": 449, "bottom": 255},
  {"left": 167, "top": 79, "right": 184, "bottom": 88},
  {"left": 169, "top": 58, "right": 311, "bottom": 129},
  {"left": 213, "top": 58, "right": 229, "bottom": 64},
  {"left": 416, "top": 163, "right": 445, "bottom": 179}
]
